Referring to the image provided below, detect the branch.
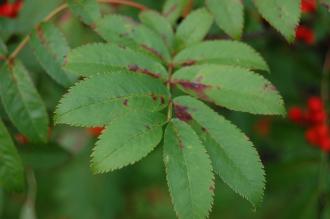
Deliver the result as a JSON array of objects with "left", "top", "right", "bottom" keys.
[{"left": 8, "top": 0, "right": 148, "bottom": 60}]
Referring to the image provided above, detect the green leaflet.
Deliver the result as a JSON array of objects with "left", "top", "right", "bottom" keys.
[
  {"left": 139, "top": 10, "right": 174, "bottom": 49},
  {"left": 55, "top": 71, "right": 169, "bottom": 127},
  {"left": 95, "top": 15, "right": 171, "bottom": 62},
  {"left": 172, "top": 64, "right": 285, "bottom": 115},
  {"left": 164, "top": 119, "right": 214, "bottom": 219},
  {"left": 174, "top": 40, "right": 269, "bottom": 72},
  {"left": 162, "top": 0, "right": 189, "bottom": 25},
  {"left": 0, "top": 61, "right": 49, "bottom": 142},
  {"left": 64, "top": 43, "right": 168, "bottom": 79},
  {"left": 175, "top": 8, "right": 213, "bottom": 50},
  {"left": 173, "top": 96, "right": 265, "bottom": 207},
  {"left": 67, "top": 0, "right": 101, "bottom": 25},
  {"left": 254, "top": 0, "right": 301, "bottom": 42},
  {"left": 0, "top": 118, "right": 24, "bottom": 191},
  {"left": 206, "top": 0, "right": 244, "bottom": 39},
  {"left": 30, "top": 22, "right": 77, "bottom": 87},
  {"left": 91, "top": 112, "right": 166, "bottom": 173}
]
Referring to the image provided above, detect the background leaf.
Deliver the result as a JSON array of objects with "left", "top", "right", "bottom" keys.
[
  {"left": 0, "top": 118, "right": 24, "bottom": 191},
  {"left": 205, "top": 0, "right": 244, "bottom": 39},
  {"left": 0, "top": 61, "right": 49, "bottom": 142},
  {"left": 164, "top": 119, "right": 214, "bottom": 219},
  {"left": 172, "top": 64, "right": 285, "bottom": 115},
  {"left": 55, "top": 71, "right": 169, "bottom": 126},
  {"left": 91, "top": 112, "right": 166, "bottom": 173},
  {"left": 253, "top": 0, "right": 301, "bottom": 42},
  {"left": 173, "top": 96, "right": 265, "bottom": 207},
  {"left": 30, "top": 22, "right": 76, "bottom": 87}
]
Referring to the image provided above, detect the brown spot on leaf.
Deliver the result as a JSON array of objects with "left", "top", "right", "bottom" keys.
[
  {"left": 123, "top": 99, "right": 128, "bottom": 106},
  {"left": 201, "top": 127, "right": 207, "bottom": 132},
  {"left": 128, "top": 64, "right": 160, "bottom": 78},
  {"left": 174, "top": 104, "right": 192, "bottom": 122},
  {"left": 151, "top": 94, "right": 158, "bottom": 101},
  {"left": 141, "top": 44, "right": 164, "bottom": 61},
  {"left": 209, "top": 185, "right": 215, "bottom": 192},
  {"left": 182, "top": 60, "right": 196, "bottom": 67},
  {"left": 176, "top": 80, "right": 212, "bottom": 100},
  {"left": 160, "top": 96, "right": 165, "bottom": 104}
]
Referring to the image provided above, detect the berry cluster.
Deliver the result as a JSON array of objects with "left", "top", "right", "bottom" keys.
[
  {"left": 295, "top": 0, "right": 317, "bottom": 45},
  {"left": 289, "top": 97, "right": 330, "bottom": 152},
  {"left": 0, "top": 0, "right": 23, "bottom": 18}
]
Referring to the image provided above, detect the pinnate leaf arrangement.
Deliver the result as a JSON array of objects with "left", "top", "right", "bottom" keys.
[{"left": 0, "top": 0, "right": 309, "bottom": 218}]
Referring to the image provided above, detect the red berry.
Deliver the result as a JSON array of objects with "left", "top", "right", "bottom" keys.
[
  {"left": 295, "top": 26, "right": 315, "bottom": 45},
  {"left": 314, "top": 124, "right": 328, "bottom": 138},
  {"left": 0, "top": 0, "right": 23, "bottom": 18},
  {"left": 288, "top": 106, "right": 304, "bottom": 123},
  {"left": 305, "top": 128, "right": 318, "bottom": 145},
  {"left": 319, "top": 137, "right": 330, "bottom": 152},
  {"left": 87, "top": 127, "right": 104, "bottom": 137},
  {"left": 307, "top": 110, "right": 327, "bottom": 124},
  {"left": 301, "top": 0, "right": 317, "bottom": 13},
  {"left": 307, "top": 96, "right": 324, "bottom": 112}
]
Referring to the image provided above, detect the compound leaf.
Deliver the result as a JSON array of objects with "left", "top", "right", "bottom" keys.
[
  {"left": 173, "top": 96, "right": 265, "bottom": 207},
  {"left": 172, "top": 64, "right": 285, "bottom": 115},
  {"left": 55, "top": 71, "right": 169, "bottom": 126},
  {"left": 164, "top": 119, "right": 214, "bottom": 219},
  {"left": 91, "top": 112, "right": 166, "bottom": 173},
  {"left": 0, "top": 60, "right": 49, "bottom": 142}
]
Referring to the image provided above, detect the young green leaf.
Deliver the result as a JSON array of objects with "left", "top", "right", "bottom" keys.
[
  {"left": 67, "top": 0, "right": 101, "bottom": 25},
  {"left": 55, "top": 71, "right": 169, "bottom": 127},
  {"left": 0, "top": 118, "right": 24, "bottom": 191},
  {"left": 162, "top": 0, "right": 189, "bottom": 25},
  {"left": 205, "top": 0, "right": 244, "bottom": 39},
  {"left": 30, "top": 22, "right": 77, "bottom": 87},
  {"left": 173, "top": 96, "right": 265, "bottom": 207},
  {"left": 174, "top": 40, "right": 269, "bottom": 72},
  {"left": 64, "top": 43, "right": 168, "bottom": 79},
  {"left": 164, "top": 119, "right": 214, "bottom": 219},
  {"left": 0, "top": 61, "right": 49, "bottom": 142},
  {"left": 172, "top": 64, "right": 285, "bottom": 115},
  {"left": 91, "top": 112, "right": 166, "bottom": 173},
  {"left": 95, "top": 15, "right": 171, "bottom": 62},
  {"left": 254, "top": 0, "right": 301, "bottom": 42},
  {"left": 175, "top": 8, "right": 213, "bottom": 50},
  {"left": 139, "top": 10, "right": 174, "bottom": 49}
]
